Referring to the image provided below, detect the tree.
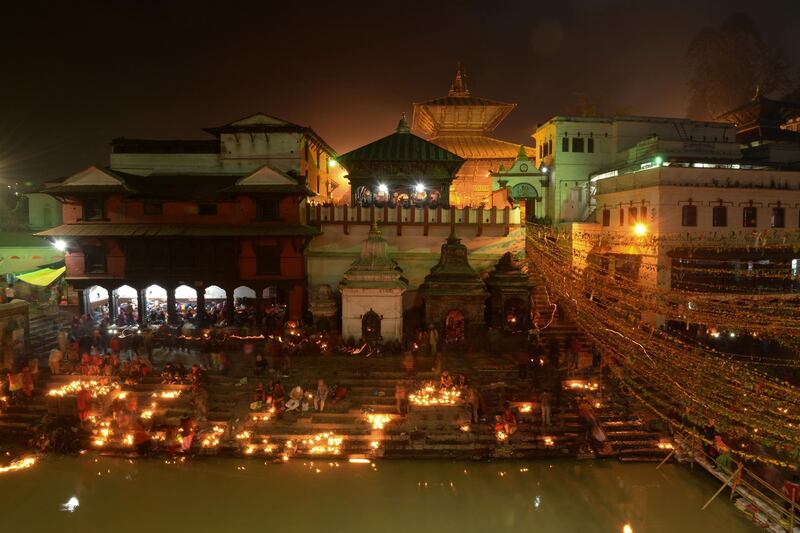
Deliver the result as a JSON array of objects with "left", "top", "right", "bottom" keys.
[{"left": 686, "top": 13, "right": 794, "bottom": 120}]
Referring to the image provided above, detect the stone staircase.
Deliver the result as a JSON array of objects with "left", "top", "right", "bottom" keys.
[{"left": 28, "top": 311, "right": 62, "bottom": 363}]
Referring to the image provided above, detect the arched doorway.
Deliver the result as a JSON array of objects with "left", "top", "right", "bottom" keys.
[
  {"left": 204, "top": 285, "right": 226, "bottom": 321},
  {"left": 144, "top": 285, "right": 167, "bottom": 323},
  {"left": 504, "top": 298, "right": 526, "bottom": 331},
  {"left": 85, "top": 285, "right": 108, "bottom": 321},
  {"left": 511, "top": 183, "right": 539, "bottom": 222},
  {"left": 114, "top": 285, "right": 138, "bottom": 325},
  {"left": 444, "top": 309, "right": 465, "bottom": 344},
  {"left": 175, "top": 285, "right": 197, "bottom": 322},
  {"left": 361, "top": 309, "right": 381, "bottom": 342}
]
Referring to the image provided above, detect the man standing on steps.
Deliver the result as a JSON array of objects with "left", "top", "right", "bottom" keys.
[
  {"left": 429, "top": 325, "right": 441, "bottom": 373},
  {"left": 540, "top": 391, "right": 552, "bottom": 427}
]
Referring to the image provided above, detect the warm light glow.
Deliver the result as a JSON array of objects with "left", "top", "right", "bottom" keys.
[
  {"left": 540, "top": 166, "right": 548, "bottom": 173},
  {"left": 53, "top": 239, "right": 67, "bottom": 251},
  {"left": 623, "top": 524, "right": 633, "bottom": 533},
  {"left": 0, "top": 456, "right": 36, "bottom": 474},
  {"left": 366, "top": 414, "right": 391, "bottom": 430},
  {"left": 632, "top": 223, "right": 648, "bottom": 237},
  {"left": 328, "top": 159, "right": 337, "bottom": 168},
  {"left": 377, "top": 183, "right": 389, "bottom": 194},
  {"left": 519, "top": 404, "right": 532, "bottom": 413},
  {"left": 348, "top": 457, "right": 371, "bottom": 464},
  {"left": 409, "top": 383, "right": 462, "bottom": 406},
  {"left": 415, "top": 183, "right": 425, "bottom": 193}
]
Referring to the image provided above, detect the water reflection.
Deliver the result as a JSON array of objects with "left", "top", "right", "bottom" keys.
[{"left": 0, "top": 457, "right": 756, "bottom": 532}]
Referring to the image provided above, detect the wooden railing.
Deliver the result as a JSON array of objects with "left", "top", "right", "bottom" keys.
[{"left": 305, "top": 204, "right": 521, "bottom": 236}]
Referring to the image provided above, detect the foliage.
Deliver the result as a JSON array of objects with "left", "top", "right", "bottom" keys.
[{"left": 686, "top": 13, "right": 795, "bottom": 120}]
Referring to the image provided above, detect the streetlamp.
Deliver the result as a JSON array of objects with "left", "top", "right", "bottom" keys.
[{"left": 632, "top": 223, "right": 648, "bottom": 237}]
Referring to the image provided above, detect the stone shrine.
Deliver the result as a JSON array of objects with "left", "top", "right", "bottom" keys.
[
  {"left": 420, "top": 229, "right": 488, "bottom": 343},
  {"left": 485, "top": 252, "right": 533, "bottom": 331},
  {"left": 339, "top": 222, "right": 407, "bottom": 341}
]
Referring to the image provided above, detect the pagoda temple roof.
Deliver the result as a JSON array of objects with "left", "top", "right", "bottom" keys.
[
  {"left": 338, "top": 115, "right": 464, "bottom": 168},
  {"left": 421, "top": 229, "right": 487, "bottom": 298},
  {"left": 430, "top": 135, "right": 534, "bottom": 160},
  {"left": 718, "top": 92, "right": 800, "bottom": 144},
  {"left": 412, "top": 64, "right": 516, "bottom": 137}
]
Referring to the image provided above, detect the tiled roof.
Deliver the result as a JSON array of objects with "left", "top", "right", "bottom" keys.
[
  {"left": 429, "top": 136, "right": 533, "bottom": 160},
  {"left": 415, "top": 95, "right": 514, "bottom": 108},
  {"left": 339, "top": 128, "right": 464, "bottom": 165}
]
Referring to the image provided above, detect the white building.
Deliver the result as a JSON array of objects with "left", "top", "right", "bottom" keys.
[{"left": 531, "top": 116, "right": 736, "bottom": 223}]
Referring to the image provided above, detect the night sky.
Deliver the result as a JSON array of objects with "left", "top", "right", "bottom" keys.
[{"left": 1, "top": 0, "right": 798, "bottom": 185}]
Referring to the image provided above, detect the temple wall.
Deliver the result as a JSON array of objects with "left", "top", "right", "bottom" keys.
[{"left": 307, "top": 222, "right": 525, "bottom": 311}]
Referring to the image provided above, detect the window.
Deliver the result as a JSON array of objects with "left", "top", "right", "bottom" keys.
[
  {"left": 712, "top": 206, "right": 727, "bottom": 227},
  {"left": 628, "top": 207, "right": 638, "bottom": 225},
  {"left": 83, "top": 245, "right": 106, "bottom": 274},
  {"left": 572, "top": 138, "right": 584, "bottom": 153},
  {"left": 771, "top": 207, "right": 785, "bottom": 228},
  {"left": 547, "top": 139, "right": 552, "bottom": 155},
  {"left": 601, "top": 209, "right": 610, "bottom": 226},
  {"left": 619, "top": 208, "right": 624, "bottom": 226},
  {"left": 562, "top": 137, "right": 569, "bottom": 152},
  {"left": 640, "top": 206, "right": 647, "bottom": 220},
  {"left": 82, "top": 198, "right": 104, "bottom": 221},
  {"left": 681, "top": 205, "right": 697, "bottom": 227},
  {"left": 587, "top": 138, "right": 594, "bottom": 153},
  {"left": 143, "top": 202, "right": 163, "bottom": 216},
  {"left": 255, "top": 245, "right": 281, "bottom": 275},
  {"left": 743, "top": 206, "right": 758, "bottom": 227},
  {"left": 256, "top": 199, "right": 281, "bottom": 221},
  {"left": 198, "top": 203, "right": 217, "bottom": 216}
]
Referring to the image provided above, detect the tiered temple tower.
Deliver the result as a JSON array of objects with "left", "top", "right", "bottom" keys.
[{"left": 412, "top": 64, "right": 535, "bottom": 207}]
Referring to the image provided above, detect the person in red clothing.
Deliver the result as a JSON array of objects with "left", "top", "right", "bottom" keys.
[
  {"left": 271, "top": 381, "right": 286, "bottom": 411},
  {"left": 133, "top": 419, "right": 151, "bottom": 455},
  {"left": 331, "top": 382, "right": 347, "bottom": 405},
  {"left": 76, "top": 388, "right": 92, "bottom": 422},
  {"left": 502, "top": 402, "right": 517, "bottom": 435},
  {"left": 109, "top": 336, "right": 122, "bottom": 356},
  {"left": 179, "top": 413, "right": 195, "bottom": 452},
  {"left": 20, "top": 366, "right": 34, "bottom": 399}
]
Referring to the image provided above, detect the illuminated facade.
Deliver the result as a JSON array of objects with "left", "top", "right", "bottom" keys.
[
  {"left": 35, "top": 112, "right": 342, "bottom": 322},
  {"left": 412, "top": 65, "right": 534, "bottom": 207},
  {"left": 532, "top": 116, "right": 735, "bottom": 223},
  {"left": 569, "top": 98, "right": 800, "bottom": 297},
  {"left": 339, "top": 114, "right": 463, "bottom": 207}
]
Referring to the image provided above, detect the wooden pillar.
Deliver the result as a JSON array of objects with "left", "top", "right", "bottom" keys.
[
  {"left": 104, "top": 286, "right": 117, "bottom": 323},
  {"left": 396, "top": 205, "right": 402, "bottom": 236},
  {"left": 166, "top": 286, "right": 177, "bottom": 324},
  {"left": 225, "top": 287, "right": 235, "bottom": 323},
  {"left": 77, "top": 289, "right": 86, "bottom": 316},
  {"left": 137, "top": 288, "right": 146, "bottom": 325},
  {"left": 196, "top": 285, "right": 206, "bottom": 323},
  {"left": 423, "top": 206, "right": 429, "bottom": 236},
  {"left": 287, "top": 283, "right": 304, "bottom": 321},
  {"left": 342, "top": 204, "right": 349, "bottom": 235}
]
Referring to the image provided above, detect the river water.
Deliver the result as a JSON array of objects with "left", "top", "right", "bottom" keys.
[{"left": 0, "top": 456, "right": 755, "bottom": 532}]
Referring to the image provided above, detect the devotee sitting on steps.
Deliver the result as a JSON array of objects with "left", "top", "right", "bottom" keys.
[
  {"left": 285, "top": 385, "right": 304, "bottom": 411},
  {"left": 331, "top": 382, "right": 347, "bottom": 405}
]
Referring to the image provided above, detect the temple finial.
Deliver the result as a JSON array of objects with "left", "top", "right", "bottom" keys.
[
  {"left": 448, "top": 62, "right": 470, "bottom": 97},
  {"left": 370, "top": 218, "right": 381, "bottom": 235},
  {"left": 517, "top": 144, "right": 529, "bottom": 159},
  {"left": 396, "top": 113, "right": 410, "bottom": 133}
]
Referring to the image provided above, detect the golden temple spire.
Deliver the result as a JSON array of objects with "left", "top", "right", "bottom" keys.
[
  {"left": 448, "top": 62, "right": 470, "bottom": 97},
  {"left": 396, "top": 112, "right": 410, "bottom": 133}
]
